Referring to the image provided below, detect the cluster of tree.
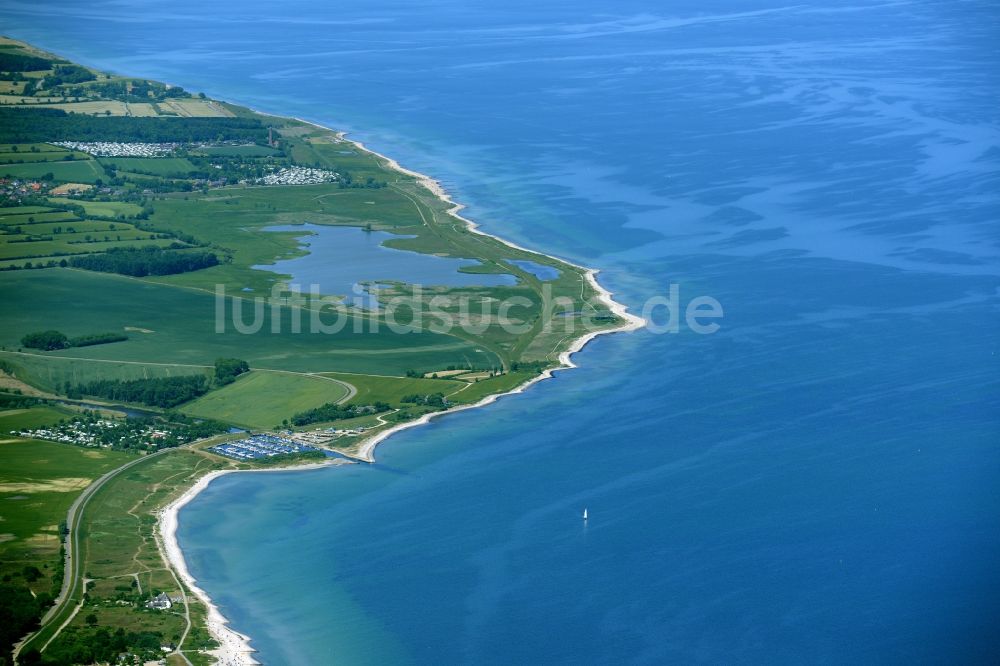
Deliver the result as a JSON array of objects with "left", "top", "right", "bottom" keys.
[
  {"left": 0, "top": 52, "right": 53, "bottom": 71},
  {"left": 509, "top": 360, "right": 549, "bottom": 373},
  {"left": 0, "top": 107, "right": 268, "bottom": 144},
  {"left": 20, "top": 626, "right": 166, "bottom": 666},
  {"left": 20, "top": 330, "right": 128, "bottom": 350},
  {"left": 20, "top": 329, "right": 69, "bottom": 350},
  {"left": 337, "top": 171, "right": 387, "bottom": 189},
  {"left": 68, "top": 332, "right": 129, "bottom": 347},
  {"left": 69, "top": 245, "right": 219, "bottom": 277},
  {"left": 70, "top": 375, "right": 209, "bottom": 407},
  {"left": 45, "top": 64, "right": 96, "bottom": 85},
  {"left": 61, "top": 79, "right": 191, "bottom": 103},
  {"left": 0, "top": 584, "right": 50, "bottom": 666},
  {"left": 160, "top": 411, "right": 233, "bottom": 440},
  {"left": 214, "top": 357, "right": 250, "bottom": 385},
  {"left": 0, "top": 390, "right": 47, "bottom": 409},
  {"left": 405, "top": 365, "right": 490, "bottom": 378},
  {"left": 253, "top": 449, "right": 328, "bottom": 466},
  {"left": 401, "top": 393, "right": 447, "bottom": 408},
  {"left": 290, "top": 401, "right": 391, "bottom": 427}
]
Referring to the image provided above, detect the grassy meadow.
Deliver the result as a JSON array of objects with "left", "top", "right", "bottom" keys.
[
  {"left": 0, "top": 431, "right": 132, "bottom": 597},
  {"left": 181, "top": 370, "right": 351, "bottom": 429},
  {"left": 0, "top": 268, "right": 498, "bottom": 377}
]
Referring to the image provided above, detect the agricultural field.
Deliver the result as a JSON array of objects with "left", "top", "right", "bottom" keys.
[
  {"left": 0, "top": 431, "right": 132, "bottom": 598},
  {"left": 0, "top": 208, "right": 77, "bottom": 222},
  {"left": 157, "top": 98, "right": 233, "bottom": 117},
  {"left": 33, "top": 100, "right": 131, "bottom": 116},
  {"left": 97, "top": 156, "right": 197, "bottom": 177},
  {"left": 0, "top": 269, "right": 500, "bottom": 377},
  {"left": 0, "top": 352, "right": 210, "bottom": 394},
  {"left": 0, "top": 404, "right": 74, "bottom": 431},
  {"left": 47, "top": 196, "right": 144, "bottom": 217},
  {"left": 1, "top": 193, "right": 169, "bottom": 266},
  {"left": 193, "top": 144, "right": 282, "bottom": 157},
  {"left": 0, "top": 149, "right": 91, "bottom": 163},
  {"left": 0, "top": 159, "right": 105, "bottom": 183},
  {"left": 320, "top": 371, "right": 463, "bottom": 406},
  {"left": 181, "top": 370, "right": 351, "bottom": 429}
]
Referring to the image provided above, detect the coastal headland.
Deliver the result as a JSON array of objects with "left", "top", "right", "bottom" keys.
[{"left": 0, "top": 36, "right": 642, "bottom": 665}]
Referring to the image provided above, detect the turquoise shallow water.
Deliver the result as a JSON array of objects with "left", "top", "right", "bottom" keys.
[{"left": 5, "top": 0, "right": 999, "bottom": 663}]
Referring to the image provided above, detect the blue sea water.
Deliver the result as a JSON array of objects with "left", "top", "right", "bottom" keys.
[{"left": 5, "top": 1, "right": 1000, "bottom": 663}]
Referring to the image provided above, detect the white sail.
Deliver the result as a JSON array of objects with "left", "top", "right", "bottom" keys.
[{"left": 583, "top": 508, "right": 588, "bottom": 520}]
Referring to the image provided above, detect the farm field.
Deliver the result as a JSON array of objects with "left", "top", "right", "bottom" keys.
[
  {"left": 0, "top": 235, "right": 175, "bottom": 261},
  {"left": 0, "top": 159, "right": 105, "bottom": 183},
  {"left": 0, "top": 150, "right": 90, "bottom": 163},
  {"left": 97, "top": 156, "right": 197, "bottom": 177},
  {"left": 181, "top": 370, "right": 351, "bottom": 429},
  {"left": 320, "top": 371, "right": 463, "bottom": 406},
  {"left": 194, "top": 144, "right": 281, "bottom": 157},
  {"left": 47, "top": 197, "right": 143, "bottom": 217},
  {"left": 0, "top": 352, "right": 210, "bottom": 394},
  {"left": 0, "top": 268, "right": 500, "bottom": 378},
  {"left": 0, "top": 208, "right": 77, "bottom": 223},
  {"left": 0, "top": 405, "right": 74, "bottom": 431},
  {"left": 33, "top": 100, "right": 131, "bottom": 115},
  {"left": 0, "top": 433, "right": 132, "bottom": 597},
  {"left": 158, "top": 98, "right": 233, "bottom": 117}
]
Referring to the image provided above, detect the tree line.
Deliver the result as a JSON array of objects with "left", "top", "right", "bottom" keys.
[
  {"left": 401, "top": 393, "right": 447, "bottom": 408},
  {"left": 20, "top": 330, "right": 128, "bottom": 351},
  {"left": 0, "top": 52, "right": 53, "bottom": 72},
  {"left": 70, "top": 375, "right": 209, "bottom": 408},
  {"left": 290, "top": 401, "right": 391, "bottom": 427},
  {"left": 0, "top": 107, "right": 268, "bottom": 144},
  {"left": 214, "top": 358, "right": 250, "bottom": 385},
  {"left": 69, "top": 245, "right": 220, "bottom": 277}
]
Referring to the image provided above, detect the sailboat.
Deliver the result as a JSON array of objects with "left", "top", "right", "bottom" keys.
[{"left": 583, "top": 508, "right": 588, "bottom": 521}]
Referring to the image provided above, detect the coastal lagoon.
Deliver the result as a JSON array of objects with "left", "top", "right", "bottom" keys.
[
  {"left": 7, "top": 0, "right": 998, "bottom": 663},
  {"left": 254, "top": 224, "right": 515, "bottom": 308}
]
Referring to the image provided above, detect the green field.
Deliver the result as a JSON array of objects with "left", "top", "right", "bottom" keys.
[
  {"left": 181, "top": 370, "right": 351, "bottom": 429},
  {"left": 0, "top": 209, "right": 79, "bottom": 224},
  {"left": 0, "top": 235, "right": 175, "bottom": 261},
  {"left": 0, "top": 430, "right": 131, "bottom": 596},
  {"left": 0, "top": 352, "right": 210, "bottom": 394},
  {"left": 320, "top": 371, "right": 463, "bottom": 405},
  {"left": 0, "top": 405, "right": 76, "bottom": 431},
  {"left": 0, "top": 150, "right": 89, "bottom": 163},
  {"left": 47, "top": 197, "right": 144, "bottom": 217},
  {"left": 98, "top": 156, "right": 197, "bottom": 177},
  {"left": 0, "top": 159, "right": 105, "bottom": 183},
  {"left": 194, "top": 144, "right": 281, "bottom": 157},
  {"left": 0, "top": 269, "right": 500, "bottom": 378}
]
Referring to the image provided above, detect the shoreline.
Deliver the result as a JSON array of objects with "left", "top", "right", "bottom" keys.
[
  {"left": 159, "top": 460, "right": 345, "bottom": 666},
  {"left": 159, "top": 115, "right": 645, "bottom": 664}
]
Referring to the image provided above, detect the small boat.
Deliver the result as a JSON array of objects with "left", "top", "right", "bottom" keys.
[{"left": 583, "top": 508, "right": 588, "bottom": 521}]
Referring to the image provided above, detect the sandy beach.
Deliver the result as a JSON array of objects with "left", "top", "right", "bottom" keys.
[
  {"left": 159, "top": 461, "right": 341, "bottom": 665},
  {"left": 157, "top": 115, "right": 644, "bottom": 664}
]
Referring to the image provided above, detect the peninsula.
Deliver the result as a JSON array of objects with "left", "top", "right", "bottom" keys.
[{"left": 0, "top": 37, "right": 641, "bottom": 666}]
